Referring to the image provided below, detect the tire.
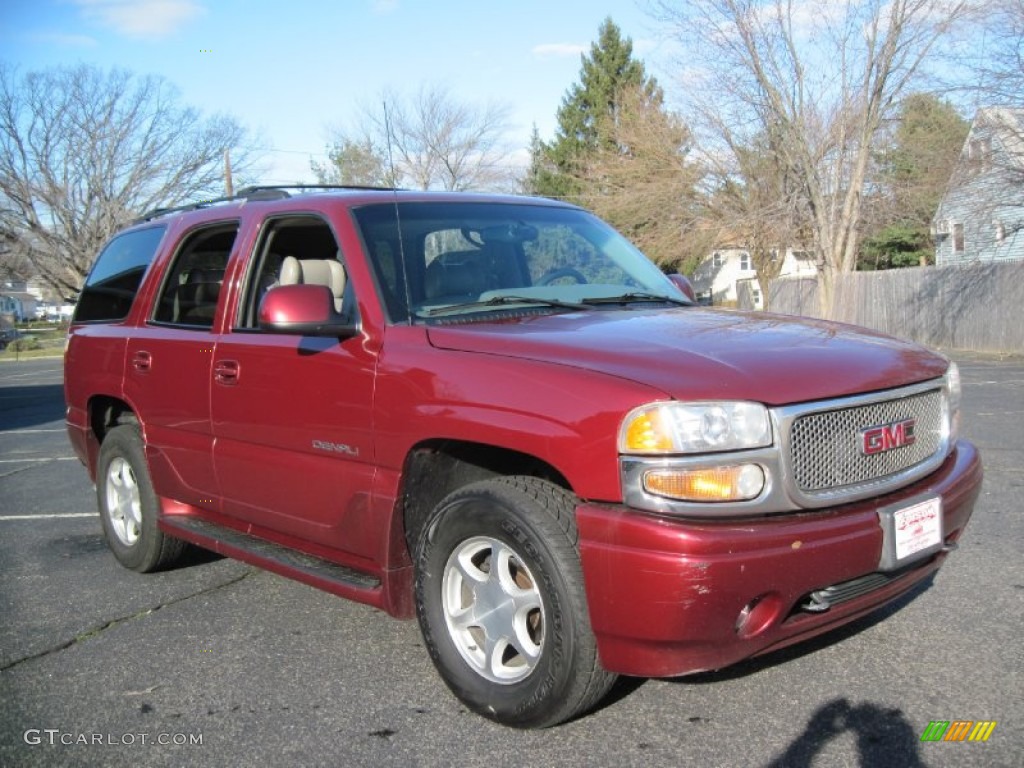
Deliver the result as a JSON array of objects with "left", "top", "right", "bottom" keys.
[
  {"left": 96, "top": 424, "right": 188, "bottom": 572},
  {"left": 414, "top": 476, "right": 616, "bottom": 728}
]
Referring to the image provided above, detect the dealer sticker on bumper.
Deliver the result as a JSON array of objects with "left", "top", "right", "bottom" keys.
[{"left": 877, "top": 497, "right": 943, "bottom": 571}]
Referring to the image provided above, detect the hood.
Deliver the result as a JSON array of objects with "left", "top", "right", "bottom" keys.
[{"left": 425, "top": 308, "right": 948, "bottom": 406}]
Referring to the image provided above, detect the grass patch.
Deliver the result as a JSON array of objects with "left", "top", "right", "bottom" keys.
[{"left": 0, "top": 328, "right": 67, "bottom": 360}]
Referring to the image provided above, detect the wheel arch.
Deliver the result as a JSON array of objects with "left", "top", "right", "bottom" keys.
[
  {"left": 398, "top": 438, "right": 572, "bottom": 554},
  {"left": 88, "top": 394, "right": 138, "bottom": 444},
  {"left": 73, "top": 394, "right": 139, "bottom": 479}
]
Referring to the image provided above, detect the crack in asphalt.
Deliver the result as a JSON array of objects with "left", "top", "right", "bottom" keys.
[
  {"left": 0, "top": 464, "right": 41, "bottom": 480},
  {"left": 0, "top": 569, "right": 253, "bottom": 672}
]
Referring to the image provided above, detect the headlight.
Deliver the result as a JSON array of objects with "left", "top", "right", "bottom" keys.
[
  {"left": 944, "top": 361, "right": 961, "bottom": 446},
  {"left": 619, "top": 401, "right": 772, "bottom": 454}
]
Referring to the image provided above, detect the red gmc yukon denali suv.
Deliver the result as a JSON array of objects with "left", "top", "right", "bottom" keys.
[{"left": 64, "top": 187, "right": 983, "bottom": 728}]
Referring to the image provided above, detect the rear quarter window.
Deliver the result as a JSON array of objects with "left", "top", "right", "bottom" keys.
[{"left": 74, "top": 225, "right": 167, "bottom": 322}]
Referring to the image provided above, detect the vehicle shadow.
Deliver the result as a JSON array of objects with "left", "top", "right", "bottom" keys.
[
  {"left": 45, "top": 530, "right": 224, "bottom": 569},
  {"left": 176, "top": 544, "right": 225, "bottom": 568},
  {"left": 0, "top": 383, "right": 66, "bottom": 430}
]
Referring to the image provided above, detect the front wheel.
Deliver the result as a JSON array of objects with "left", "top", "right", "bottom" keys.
[
  {"left": 96, "top": 424, "right": 188, "bottom": 572},
  {"left": 414, "top": 477, "right": 616, "bottom": 728}
]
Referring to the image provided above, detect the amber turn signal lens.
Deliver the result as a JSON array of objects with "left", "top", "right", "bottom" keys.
[
  {"left": 643, "top": 464, "right": 765, "bottom": 502},
  {"left": 623, "top": 410, "right": 674, "bottom": 453}
]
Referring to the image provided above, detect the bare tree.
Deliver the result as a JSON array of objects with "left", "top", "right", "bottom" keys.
[
  {"left": 0, "top": 220, "right": 33, "bottom": 281},
  {"left": 969, "top": 0, "right": 1024, "bottom": 103},
  {"left": 976, "top": 0, "right": 1024, "bottom": 201},
  {"left": 0, "top": 63, "right": 257, "bottom": 296},
  {"left": 577, "top": 84, "right": 708, "bottom": 270},
  {"left": 651, "top": 0, "right": 970, "bottom": 317},
  {"left": 320, "top": 85, "right": 516, "bottom": 192},
  {"left": 700, "top": 122, "right": 813, "bottom": 309}
]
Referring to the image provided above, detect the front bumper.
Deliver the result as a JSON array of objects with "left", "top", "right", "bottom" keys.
[{"left": 577, "top": 439, "right": 982, "bottom": 678}]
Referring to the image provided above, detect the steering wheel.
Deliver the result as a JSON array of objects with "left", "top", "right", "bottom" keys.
[{"left": 537, "top": 267, "right": 587, "bottom": 286}]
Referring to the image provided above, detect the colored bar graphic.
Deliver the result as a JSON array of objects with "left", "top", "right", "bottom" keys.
[
  {"left": 944, "top": 721, "right": 973, "bottom": 741},
  {"left": 920, "top": 720, "right": 997, "bottom": 742},
  {"left": 968, "top": 722, "right": 997, "bottom": 742}
]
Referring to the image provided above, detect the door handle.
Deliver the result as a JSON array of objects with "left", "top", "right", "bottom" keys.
[
  {"left": 214, "top": 359, "right": 240, "bottom": 385},
  {"left": 131, "top": 350, "right": 152, "bottom": 372}
]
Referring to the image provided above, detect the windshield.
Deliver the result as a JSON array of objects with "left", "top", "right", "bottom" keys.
[{"left": 351, "top": 201, "right": 687, "bottom": 322}]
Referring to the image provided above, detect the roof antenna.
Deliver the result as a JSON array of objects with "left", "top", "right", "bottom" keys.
[{"left": 383, "top": 99, "right": 413, "bottom": 325}]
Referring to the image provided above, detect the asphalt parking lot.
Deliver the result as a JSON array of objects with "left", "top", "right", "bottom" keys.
[{"left": 1, "top": 355, "right": 1021, "bottom": 767}]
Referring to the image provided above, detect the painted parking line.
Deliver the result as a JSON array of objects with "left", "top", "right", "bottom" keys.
[
  {"left": 0, "top": 428, "right": 67, "bottom": 434},
  {"left": 0, "top": 370, "right": 62, "bottom": 382},
  {"left": 0, "top": 457, "right": 78, "bottom": 463},
  {"left": 0, "top": 513, "right": 96, "bottom": 520}
]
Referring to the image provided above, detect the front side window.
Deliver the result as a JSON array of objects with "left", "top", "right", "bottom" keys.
[
  {"left": 74, "top": 226, "right": 167, "bottom": 322},
  {"left": 739, "top": 252, "right": 751, "bottom": 271},
  {"left": 236, "top": 215, "right": 353, "bottom": 329},
  {"left": 152, "top": 223, "right": 238, "bottom": 328},
  {"left": 353, "top": 202, "right": 685, "bottom": 322}
]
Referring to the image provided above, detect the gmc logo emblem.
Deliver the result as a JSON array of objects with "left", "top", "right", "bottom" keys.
[{"left": 860, "top": 418, "right": 916, "bottom": 455}]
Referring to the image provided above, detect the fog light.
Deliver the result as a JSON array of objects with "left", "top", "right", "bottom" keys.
[
  {"left": 735, "top": 592, "right": 784, "bottom": 638},
  {"left": 643, "top": 464, "right": 765, "bottom": 502}
]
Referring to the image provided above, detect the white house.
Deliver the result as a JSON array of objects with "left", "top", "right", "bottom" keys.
[
  {"left": 691, "top": 246, "right": 817, "bottom": 309},
  {"left": 0, "top": 280, "right": 38, "bottom": 322},
  {"left": 934, "top": 107, "right": 1024, "bottom": 265}
]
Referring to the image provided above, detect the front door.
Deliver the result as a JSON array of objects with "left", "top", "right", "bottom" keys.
[{"left": 210, "top": 214, "right": 377, "bottom": 552}]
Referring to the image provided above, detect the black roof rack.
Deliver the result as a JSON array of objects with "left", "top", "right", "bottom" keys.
[{"left": 133, "top": 184, "right": 400, "bottom": 224}]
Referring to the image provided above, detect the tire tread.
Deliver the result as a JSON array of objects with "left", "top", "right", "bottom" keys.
[
  {"left": 416, "top": 475, "right": 616, "bottom": 727},
  {"left": 98, "top": 424, "right": 189, "bottom": 573}
]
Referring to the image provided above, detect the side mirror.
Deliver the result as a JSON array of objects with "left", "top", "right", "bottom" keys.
[
  {"left": 258, "top": 284, "right": 358, "bottom": 338},
  {"left": 668, "top": 273, "right": 697, "bottom": 302}
]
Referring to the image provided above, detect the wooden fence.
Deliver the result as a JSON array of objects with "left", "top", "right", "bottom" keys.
[{"left": 760, "top": 260, "right": 1024, "bottom": 354}]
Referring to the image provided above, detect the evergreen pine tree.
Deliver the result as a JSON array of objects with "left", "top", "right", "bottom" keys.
[{"left": 533, "top": 18, "right": 661, "bottom": 201}]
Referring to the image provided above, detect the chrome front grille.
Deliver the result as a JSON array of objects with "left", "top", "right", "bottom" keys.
[{"left": 789, "top": 389, "right": 944, "bottom": 493}]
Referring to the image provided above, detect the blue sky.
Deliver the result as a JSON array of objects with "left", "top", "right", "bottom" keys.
[{"left": 1, "top": 0, "right": 670, "bottom": 185}]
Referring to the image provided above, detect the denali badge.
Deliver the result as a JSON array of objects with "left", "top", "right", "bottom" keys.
[
  {"left": 860, "top": 418, "right": 916, "bottom": 456},
  {"left": 312, "top": 439, "right": 360, "bottom": 457}
]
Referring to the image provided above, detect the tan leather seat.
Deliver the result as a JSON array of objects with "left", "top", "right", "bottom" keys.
[{"left": 279, "top": 256, "right": 347, "bottom": 312}]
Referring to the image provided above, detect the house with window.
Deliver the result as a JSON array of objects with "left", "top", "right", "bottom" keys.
[
  {"left": 690, "top": 245, "right": 817, "bottom": 309},
  {"left": 933, "top": 107, "right": 1024, "bottom": 265},
  {"left": 0, "top": 279, "right": 38, "bottom": 323}
]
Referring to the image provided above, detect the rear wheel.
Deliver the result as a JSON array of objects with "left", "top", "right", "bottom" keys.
[
  {"left": 97, "top": 424, "right": 188, "bottom": 572},
  {"left": 414, "top": 476, "right": 616, "bottom": 728}
]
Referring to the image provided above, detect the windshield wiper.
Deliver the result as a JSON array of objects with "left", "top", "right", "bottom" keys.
[
  {"left": 423, "top": 295, "right": 590, "bottom": 317},
  {"left": 580, "top": 291, "right": 692, "bottom": 307}
]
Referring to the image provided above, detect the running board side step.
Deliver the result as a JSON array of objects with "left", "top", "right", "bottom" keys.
[{"left": 161, "top": 515, "right": 382, "bottom": 603}]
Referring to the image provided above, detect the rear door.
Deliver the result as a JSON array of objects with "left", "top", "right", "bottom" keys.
[
  {"left": 123, "top": 222, "right": 239, "bottom": 510},
  {"left": 210, "top": 214, "right": 378, "bottom": 553}
]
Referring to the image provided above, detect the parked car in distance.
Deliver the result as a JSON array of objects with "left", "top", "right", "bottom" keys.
[
  {"left": 0, "top": 327, "right": 20, "bottom": 350},
  {"left": 64, "top": 186, "right": 982, "bottom": 728}
]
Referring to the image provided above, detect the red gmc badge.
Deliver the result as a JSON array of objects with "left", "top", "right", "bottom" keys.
[{"left": 860, "top": 417, "right": 916, "bottom": 455}]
